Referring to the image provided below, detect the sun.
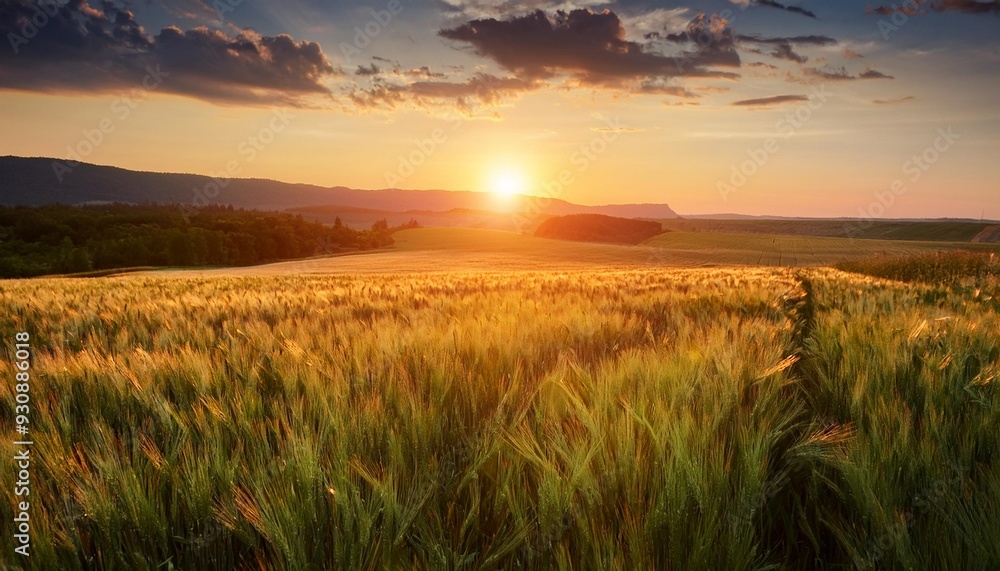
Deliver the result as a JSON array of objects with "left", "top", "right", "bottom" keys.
[{"left": 490, "top": 169, "right": 526, "bottom": 197}]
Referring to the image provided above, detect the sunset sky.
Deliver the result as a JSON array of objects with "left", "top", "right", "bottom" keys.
[{"left": 1, "top": 0, "right": 998, "bottom": 218}]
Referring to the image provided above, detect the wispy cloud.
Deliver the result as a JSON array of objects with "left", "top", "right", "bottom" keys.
[
  {"left": 868, "top": 0, "right": 1000, "bottom": 15},
  {"left": 730, "top": 0, "right": 818, "bottom": 19},
  {"left": 732, "top": 94, "right": 809, "bottom": 106},
  {"left": 873, "top": 95, "right": 916, "bottom": 105}
]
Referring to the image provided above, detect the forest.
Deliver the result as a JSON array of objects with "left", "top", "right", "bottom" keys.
[{"left": 0, "top": 204, "right": 405, "bottom": 278}]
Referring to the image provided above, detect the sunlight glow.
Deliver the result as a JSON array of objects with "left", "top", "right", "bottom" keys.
[{"left": 490, "top": 169, "right": 526, "bottom": 197}]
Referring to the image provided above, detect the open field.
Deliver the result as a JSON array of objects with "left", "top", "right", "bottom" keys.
[
  {"left": 134, "top": 227, "right": 1000, "bottom": 277},
  {"left": 659, "top": 219, "right": 1000, "bottom": 243},
  {"left": 1, "top": 264, "right": 999, "bottom": 569}
]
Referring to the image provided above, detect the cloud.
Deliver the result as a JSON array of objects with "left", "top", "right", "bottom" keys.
[
  {"left": 873, "top": 95, "right": 916, "bottom": 104},
  {"left": 732, "top": 94, "right": 809, "bottom": 106},
  {"left": 591, "top": 126, "right": 647, "bottom": 133},
  {"left": 734, "top": 34, "right": 839, "bottom": 64},
  {"left": 770, "top": 43, "right": 808, "bottom": 63},
  {"left": 439, "top": 9, "right": 741, "bottom": 93},
  {"left": 730, "top": 0, "right": 818, "bottom": 19},
  {"left": 409, "top": 74, "right": 535, "bottom": 103},
  {"left": 436, "top": 0, "right": 608, "bottom": 20},
  {"left": 868, "top": 0, "right": 1000, "bottom": 14},
  {"left": 801, "top": 66, "right": 894, "bottom": 81},
  {"left": 155, "top": 0, "right": 220, "bottom": 23},
  {"left": 858, "top": 67, "right": 894, "bottom": 79},
  {"left": 843, "top": 48, "right": 864, "bottom": 58},
  {"left": 0, "top": 0, "right": 337, "bottom": 106},
  {"left": 661, "top": 13, "right": 738, "bottom": 51},
  {"left": 619, "top": 8, "right": 691, "bottom": 41},
  {"left": 348, "top": 73, "right": 537, "bottom": 116},
  {"left": 634, "top": 79, "right": 700, "bottom": 98},
  {"left": 402, "top": 66, "right": 448, "bottom": 79},
  {"left": 736, "top": 34, "right": 838, "bottom": 46}
]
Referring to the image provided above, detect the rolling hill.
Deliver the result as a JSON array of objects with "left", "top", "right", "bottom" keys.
[
  {"left": 0, "top": 156, "right": 678, "bottom": 219},
  {"left": 535, "top": 214, "right": 665, "bottom": 244}
]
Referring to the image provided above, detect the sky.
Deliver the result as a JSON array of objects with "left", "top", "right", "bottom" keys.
[{"left": 1, "top": 0, "right": 998, "bottom": 218}]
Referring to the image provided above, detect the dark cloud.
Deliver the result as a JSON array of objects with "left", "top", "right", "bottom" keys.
[
  {"left": 0, "top": 0, "right": 337, "bottom": 106},
  {"left": 356, "top": 64, "right": 381, "bottom": 76},
  {"left": 732, "top": 34, "right": 836, "bottom": 65},
  {"left": 738, "top": 0, "right": 818, "bottom": 19},
  {"left": 736, "top": 34, "right": 838, "bottom": 46},
  {"left": 634, "top": 79, "right": 700, "bottom": 98},
  {"left": 868, "top": 0, "right": 1000, "bottom": 14},
  {"left": 439, "top": 9, "right": 741, "bottom": 92},
  {"left": 858, "top": 67, "right": 894, "bottom": 79},
  {"left": 771, "top": 43, "right": 808, "bottom": 63},
  {"left": 732, "top": 94, "right": 809, "bottom": 106}
]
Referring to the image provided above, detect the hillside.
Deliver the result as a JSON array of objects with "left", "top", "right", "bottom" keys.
[
  {"left": 535, "top": 214, "right": 664, "bottom": 245},
  {"left": 0, "top": 156, "right": 678, "bottom": 219}
]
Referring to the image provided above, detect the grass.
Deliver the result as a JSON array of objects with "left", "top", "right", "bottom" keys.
[
  {"left": 837, "top": 251, "right": 1000, "bottom": 286},
  {"left": 1, "top": 265, "right": 998, "bottom": 569}
]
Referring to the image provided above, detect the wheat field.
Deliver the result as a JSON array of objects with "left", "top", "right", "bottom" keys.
[{"left": 1, "top": 265, "right": 998, "bottom": 569}]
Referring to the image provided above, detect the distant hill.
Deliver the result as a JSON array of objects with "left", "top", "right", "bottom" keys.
[
  {"left": 0, "top": 156, "right": 678, "bottom": 220},
  {"left": 535, "top": 214, "right": 665, "bottom": 245},
  {"left": 659, "top": 218, "right": 1000, "bottom": 243}
]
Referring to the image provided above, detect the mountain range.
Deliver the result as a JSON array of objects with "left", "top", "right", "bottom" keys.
[{"left": 0, "top": 157, "right": 678, "bottom": 222}]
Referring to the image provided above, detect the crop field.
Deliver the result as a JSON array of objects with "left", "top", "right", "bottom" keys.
[
  {"left": 1, "top": 260, "right": 998, "bottom": 569},
  {"left": 136, "top": 227, "right": 1000, "bottom": 277}
]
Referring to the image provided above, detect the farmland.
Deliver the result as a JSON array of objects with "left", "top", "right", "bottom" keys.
[
  {"left": 137, "top": 227, "right": 1000, "bottom": 277},
  {"left": 659, "top": 218, "right": 1000, "bottom": 243},
  {"left": 1, "top": 257, "right": 998, "bottom": 569}
]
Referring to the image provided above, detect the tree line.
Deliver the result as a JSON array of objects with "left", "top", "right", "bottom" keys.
[{"left": 0, "top": 204, "right": 411, "bottom": 278}]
